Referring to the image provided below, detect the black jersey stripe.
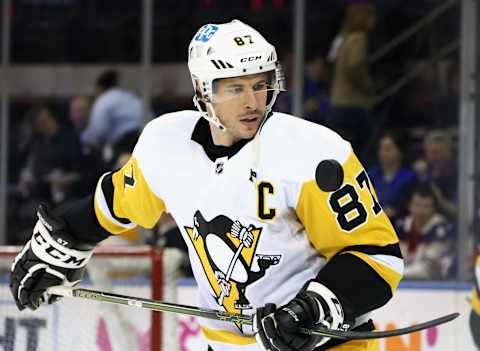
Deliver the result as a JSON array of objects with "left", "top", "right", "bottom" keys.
[
  {"left": 100, "top": 172, "right": 132, "bottom": 225},
  {"left": 315, "top": 253, "right": 393, "bottom": 319}
]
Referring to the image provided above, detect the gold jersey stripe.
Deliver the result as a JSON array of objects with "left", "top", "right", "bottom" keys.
[
  {"left": 119, "top": 228, "right": 140, "bottom": 241},
  {"left": 472, "top": 288, "right": 480, "bottom": 315},
  {"left": 94, "top": 157, "right": 166, "bottom": 232},
  {"left": 343, "top": 251, "right": 402, "bottom": 294},
  {"left": 111, "top": 157, "right": 166, "bottom": 229},
  {"left": 329, "top": 338, "right": 380, "bottom": 351},
  {"left": 202, "top": 327, "right": 256, "bottom": 345},
  {"left": 474, "top": 256, "right": 480, "bottom": 314},
  {"left": 296, "top": 151, "right": 399, "bottom": 261}
]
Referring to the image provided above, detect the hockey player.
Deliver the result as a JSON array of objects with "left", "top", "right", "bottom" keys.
[
  {"left": 471, "top": 256, "right": 480, "bottom": 348},
  {"left": 10, "top": 20, "right": 403, "bottom": 351}
]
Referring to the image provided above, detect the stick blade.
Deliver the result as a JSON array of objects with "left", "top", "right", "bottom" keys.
[{"left": 305, "top": 313, "right": 459, "bottom": 340}]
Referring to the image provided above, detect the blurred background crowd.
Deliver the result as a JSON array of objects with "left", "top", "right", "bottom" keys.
[{"left": 0, "top": 0, "right": 470, "bottom": 281}]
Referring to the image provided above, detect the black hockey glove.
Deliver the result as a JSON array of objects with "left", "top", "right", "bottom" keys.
[
  {"left": 10, "top": 204, "right": 94, "bottom": 311},
  {"left": 254, "top": 281, "right": 345, "bottom": 351}
]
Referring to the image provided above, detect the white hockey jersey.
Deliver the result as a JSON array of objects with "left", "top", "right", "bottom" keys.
[{"left": 93, "top": 110, "right": 403, "bottom": 350}]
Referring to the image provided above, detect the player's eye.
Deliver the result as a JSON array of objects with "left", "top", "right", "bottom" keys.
[
  {"left": 226, "top": 86, "right": 244, "bottom": 95},
  {"left": 253, "top": 81, "right": 268, "bottom": 91}
]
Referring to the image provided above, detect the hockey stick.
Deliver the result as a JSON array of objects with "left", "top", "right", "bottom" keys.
[
  {"left": 217, "top": 242, "right": 244, "bottom": 305},
  {"left": 47, "top": 285, "right": 459, "bottom": 340}
]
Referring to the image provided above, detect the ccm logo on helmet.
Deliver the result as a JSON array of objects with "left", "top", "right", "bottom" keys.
[
  {"left": 240, "top": 55, "right": 262, "bottom": 62},
  {"left": 33, "top": 232, "right": 87, "bottom": 267}
]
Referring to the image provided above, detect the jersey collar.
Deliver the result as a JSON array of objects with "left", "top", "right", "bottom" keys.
[{"left": 191, "top": 117, "right": 252, "bottom": 162}]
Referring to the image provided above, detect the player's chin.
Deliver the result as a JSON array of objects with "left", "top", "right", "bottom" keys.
[
  {"left": 238, "top": 120, "right": 261, "bottom": 136},
  {"left": 238, "top": 127, "right": 258, "bottom": 140}
]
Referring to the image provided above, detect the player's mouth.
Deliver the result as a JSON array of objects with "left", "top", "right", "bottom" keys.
[{"left": 240, "top": 115, "right": 260, "bottom": 127}]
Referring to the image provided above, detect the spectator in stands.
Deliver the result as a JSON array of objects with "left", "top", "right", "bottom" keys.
[
  {"left": 303, "top": 54, "right": 331, "bottom": 124},
  {"left": 65, "top": 96, "right": 103, "bottom": 200},
  {"left": 413, "top": 129, "right": 457, "bottom": 219},
  {"left": 13, "top": 106, "right": 83, "bottom": 243},
  {"left": 69, "top": 95, "right": 91, "bottom": 133},
  {"left": 275, "top": 51, "right": 331, "bottom": 122},
  {"left": 18, "top": 105, "right": 83, "bottom": 205},
  {"left": 81, "top": 70, "right": 145, "bottom": 164},
  {"left": 368, "top": 131, "right": 416, "bottom": 221},
  {"left": 395, "top": 185, "right": 455, "bottom": 280},
  {"left": 327, "top": 0, "right": 376, "bottom": 157}
]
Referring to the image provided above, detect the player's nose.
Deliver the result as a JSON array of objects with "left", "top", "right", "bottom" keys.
[{"left": 243, "top": 90, "right": 258, "bottom": 110}]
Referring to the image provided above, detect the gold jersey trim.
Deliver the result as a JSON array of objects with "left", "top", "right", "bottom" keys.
[
  {"left": 94, "top": 193, "right": 130, "bottom": 234},
  {"left": 202, "top": 327, "right": 256, "bottom": 345},
  {"left": 472, "top": 288, "right": 480, "bottom": 315}
]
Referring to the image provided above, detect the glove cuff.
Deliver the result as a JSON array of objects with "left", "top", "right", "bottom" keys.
[
  {"left": 31, "top": 219, "right": 93, "bottom": 269},
  {"left": 306, "top": 281, "right": 345, "bottom": 328}
]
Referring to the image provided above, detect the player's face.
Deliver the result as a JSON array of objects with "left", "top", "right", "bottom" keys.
[
  {"left": 425, "top": 141, "right": 451, "bottom": 164},
  {"left": 409, "top": 194, "right": 435, "bottom": 223},
  {"left": 378, "top": 136, "right": 401, "bottom": 166},
  {"left": 210, "top": 73, "right": 269, "bottom": 145}
]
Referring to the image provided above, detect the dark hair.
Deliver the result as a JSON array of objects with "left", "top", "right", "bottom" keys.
[
  {"left": 27, "top": 105, "right": 57, "bottom": 123},
  {"left": 379, "top": 130, "right": 407, "bottom": 154},
  {"left": 96, "top": 70, "right": 119, "bottom": 90},
  {"left": 411, "top": 184, "right": 435, "bottom": 202}
]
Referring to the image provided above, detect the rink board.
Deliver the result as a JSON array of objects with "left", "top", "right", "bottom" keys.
[
  {"left": 176, "top": 280, "right": 476, "bottom": 351},
  {"left": 0, "top": 279, "right": 476, "bottom": 351},
  {"left": 0, "top": 278, "right": 152, "bottom": 351}
]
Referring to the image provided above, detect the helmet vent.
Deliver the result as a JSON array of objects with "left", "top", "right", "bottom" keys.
[
  {"left": 267, "top": 51, "right": 275, "bottom": 62},
  {"left": 211, "top": 60, "right": 234, "bottom": 69},
  {"left": 206, "top": 47, "right": 215, "bottom": 55}
]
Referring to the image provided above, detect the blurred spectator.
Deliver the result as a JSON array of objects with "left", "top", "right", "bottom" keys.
[
  {"left": 18, "top": 105, "right": 83, "bottom": 205},
  {"left": 69, "top": 95, "right": 91, "bottom": 133},
  {"left": 395, "top": 185, "right": 455, "bottom": 279},
  {"left": 303, "top": 54, "right": 331, "bottom": 123},
  {"left": 66, "top": 95, "right": 105, "bottom": 197},
  {"left": 11, "top": 106, "right": 83, "bottom": 243},
  {"left": 413, "top": 129, "right": 457, "bottom": 219},
  {"left": 368, "top": 131, "right": 416, "bottom": 221},
  {"left": 327, "top": 0, "right": 376, "bottom": 157},
  {"left": 81, "top": 70, "right": 145, "bottom": 164}
]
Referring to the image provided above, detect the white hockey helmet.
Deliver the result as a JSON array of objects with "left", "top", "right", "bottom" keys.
[{"left": 188, "top": 19, "right": 285, "bottom": 130}]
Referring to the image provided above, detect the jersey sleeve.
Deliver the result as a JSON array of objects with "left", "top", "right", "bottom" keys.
[
  {"left": 93, "top": 155, "right": 166, "bottom": 234},
  {"left": 295, "top": 148, "right": 403, "bottom": 317}
]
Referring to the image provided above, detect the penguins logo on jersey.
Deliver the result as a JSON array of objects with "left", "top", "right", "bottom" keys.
[{"left": 185, "top": 211, "right": 280, "bottom": 330}]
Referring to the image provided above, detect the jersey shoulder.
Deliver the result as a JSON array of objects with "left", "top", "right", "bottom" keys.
[
  {"left": 141, "top": 110, "right": 202, "bottom": 138},
  {"left": 263, "top": 112, "right": 352, "bottom": 181},
  {"left": 132, "top": 110, "right": 201, "bottom": 189},
  {"left": 134, "top": 110, "right": 201, "bottom": 154}
]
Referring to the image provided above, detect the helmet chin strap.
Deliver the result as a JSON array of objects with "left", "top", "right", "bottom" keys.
[{"left": 193, "top": 95, "right": 227, "bottom": 131}]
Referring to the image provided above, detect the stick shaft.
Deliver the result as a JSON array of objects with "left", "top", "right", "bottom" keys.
[
  {"left": 47, "top": 286, "right": 252, "bottom": 325},
  {"left": 47, "top": 286, "right": 459, "bottom": 340}
]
